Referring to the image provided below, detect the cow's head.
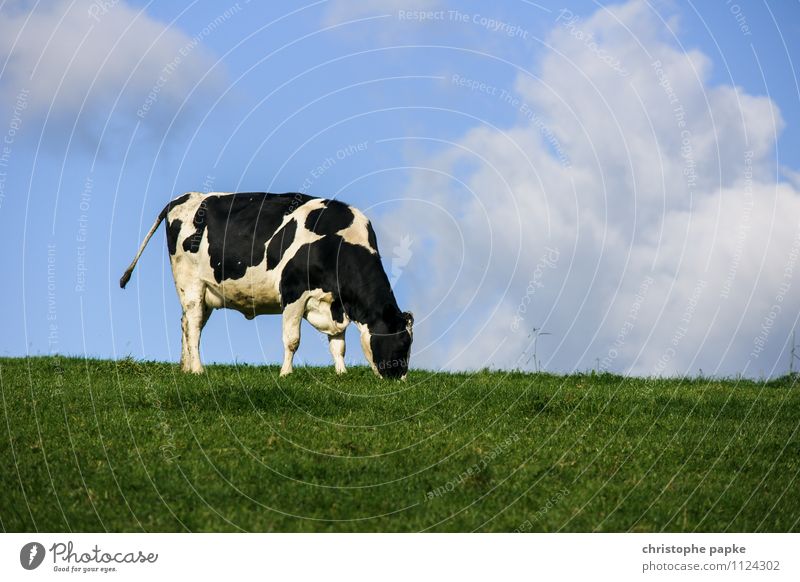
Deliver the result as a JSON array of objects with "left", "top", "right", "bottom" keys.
[{"left": 361, "top": 308, "right": 414, "bottom": 379}]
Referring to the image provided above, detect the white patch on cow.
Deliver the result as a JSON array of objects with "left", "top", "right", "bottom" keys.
[
  {"left": 278, "top": 288, "right": 351, "bottom": 376},
  {"left": 304, "top": 289, "right": 349, "bottom": 335},
  {"left": 337, "top": 206, "right": 377, "bottom": 254},
  {"left": 303, "top": 288, "right": 349, "bottom": 374},
  {"left": 213, "top": 266, "right": 283, "bottom": 317},
  {"left": 356, "top": 322, "right": 379, "bottom": 376}
]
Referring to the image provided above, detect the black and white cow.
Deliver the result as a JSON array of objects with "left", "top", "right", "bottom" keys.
[{"left": 120, "top": 192, "right": 413, "bottom": 378}]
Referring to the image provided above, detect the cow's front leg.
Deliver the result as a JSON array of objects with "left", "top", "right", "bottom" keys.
[
  {"left": 280, "top": 299, "right": 305, "bottom": 377},
  {"left": 328, "top": 332, "right": 346, "bottom": 374}
]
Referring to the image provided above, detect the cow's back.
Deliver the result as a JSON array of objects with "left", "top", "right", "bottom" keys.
[{"left": 186, "top": 192, "right": 313, "bottom": 282}]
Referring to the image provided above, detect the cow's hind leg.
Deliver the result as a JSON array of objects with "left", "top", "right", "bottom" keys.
[
  {"left": 280, "top": 298, "right": 306, "bottom": 377},
  {"left": 328, "top": 332, "right": 346, "bottom": 374},
  {"left": 179, "top": 287, "right": 212, "bottom": 374}
]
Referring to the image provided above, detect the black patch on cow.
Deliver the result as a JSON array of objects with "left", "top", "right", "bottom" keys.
[
  {"left": 305, "top": 200, "right": 354, "bottom": 236},
  {"left": 166, "top": 219, "right": 183, "bottom": 255},
  {"left": 191, "top": 192, "right": 316, "bottom": 282},
  {"left": 279, "top": 233, "right": 412, "bottom": 377},
  {"left": 182, "top": 198, "right": 208, "bottom": 253},
  {"left": 266, "top": 218, "right": 297, "bottom": 270},
  {"left": 280, "top": 234, "right": 397, "bottom": 324}
]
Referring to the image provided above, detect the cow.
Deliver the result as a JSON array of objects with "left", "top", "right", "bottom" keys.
[{"left": 120, "top": 192, "right": 413, "bottom": 379}]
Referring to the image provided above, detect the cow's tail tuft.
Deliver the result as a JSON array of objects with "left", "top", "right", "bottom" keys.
[{"left": 119, "top": 203, "right": 172, "bottom": 289}]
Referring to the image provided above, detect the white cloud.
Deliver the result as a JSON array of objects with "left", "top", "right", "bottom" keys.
[
  {"left": 0, "top": 0, "right": 225, "bottom": 142},
  {"left": 382, "top": 0, "right": 800, "bottom": 377}
]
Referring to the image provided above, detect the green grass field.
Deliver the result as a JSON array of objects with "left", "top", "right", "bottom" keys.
[{"left": 1, "top": 356, "right": 798, "bottom": 532}]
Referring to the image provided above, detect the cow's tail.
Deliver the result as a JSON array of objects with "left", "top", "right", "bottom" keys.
[{"left": 119, "top": 202, "right": 172, "bottom": 289}]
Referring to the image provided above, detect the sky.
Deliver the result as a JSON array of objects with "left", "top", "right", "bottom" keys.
[{"left": 1, "top": 0, "right": 799, "bottom": 378}]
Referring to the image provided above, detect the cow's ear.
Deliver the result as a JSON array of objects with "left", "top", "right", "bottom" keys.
[{"left": 402, "top": 311, "right": 414, "bottom": 327}]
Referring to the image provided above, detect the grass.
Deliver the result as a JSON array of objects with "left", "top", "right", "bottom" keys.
[{"left": 1, "top": 356, "right": 798, "bottom": 532}]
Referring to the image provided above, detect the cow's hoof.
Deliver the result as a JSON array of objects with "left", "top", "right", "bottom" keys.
[{"left": 279, "top": 368, "right": 292, "bottom": 377}]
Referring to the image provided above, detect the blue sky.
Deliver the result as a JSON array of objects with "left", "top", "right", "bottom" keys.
[{"left": 2, "top": 0, "right": 799, "bottom": 377}]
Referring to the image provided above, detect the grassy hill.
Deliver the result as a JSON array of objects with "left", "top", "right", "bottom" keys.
[{"left": 1, "top": 356, "right": 798, "bottom": 532}]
